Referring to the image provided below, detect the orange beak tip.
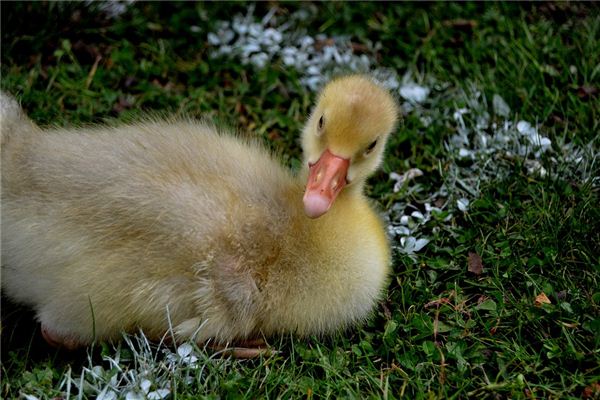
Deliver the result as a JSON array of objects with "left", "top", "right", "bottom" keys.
[
  {"left": 303, "top": 193, "right": 331, "bottom": 218},
  {"left": 303, "top": 149, "right": 350, "bottom": 218}
]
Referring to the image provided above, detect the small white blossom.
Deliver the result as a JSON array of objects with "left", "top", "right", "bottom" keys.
[
  {"left": 425, "top": 203, "right": 442, "bottom": 214},
  {"left": 140, "top": 379, "right": 152, "bottom": 394},
  {"left": 493, "top": 94, "right": 510, "bottom": 117},
  {"left": 411, "top": 211, "right": 425, "bottom": 220},
  {"left": 97, "top": 389, "right": 117, "bottom": 400},
  {"left": 299, "top": 35, "right": 314, "bottom": 49},
  {"left": 458, "top": 148, "right": 474, "bottom": 159},
  {"left": 207, "top": 32, "right": 220, "bottom": 45},
  {"left": 263, "top": 27, "right": 282, "bottom": 44},
  {"left": 125, "top": 392, "right": 145, "bottom": 400},
  {"left": 218, "top": 45, "right": 233, "bottom": 55},
  {"left": 390, "top": 168, "right": 424, "bottom": 192},
  {"left": 525, "top": 159, "right": 548, "bottom": 177},
  {"left": 389, "top": 225, "right": 411, "bottom": 236},
  {"left": 399, "top": 83, "right": 430, "bottom": 103},
  {"left": 248, "top": 23, "right": 262, "bottom": 37},
  {"left": 177, "top": 343, "right": 193, "bottom": 358},
  {"left": 148, "top": 389, "right": 171, "bottom": 400},
  {"left": 249, "top": 53, "right": 269, "bottom": 69},
  {"left": 457, "top": 198, "right": 470, "bottom": 212},
  {"left": 400, "top": 236, "right": 430, "bottom": 254}
]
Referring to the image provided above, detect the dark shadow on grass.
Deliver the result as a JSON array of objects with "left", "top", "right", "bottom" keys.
[{"left": 1, "top": 296, "right": 90, "bottom": 383}]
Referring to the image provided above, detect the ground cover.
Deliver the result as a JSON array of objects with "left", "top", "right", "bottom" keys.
[{"left": 1, "top": 2, "right": 598, "bottom": 399}]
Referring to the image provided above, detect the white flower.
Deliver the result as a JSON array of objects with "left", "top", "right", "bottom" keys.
[
  {"left": 453, "top": 108, "right": 468, "bottom": 119},
  {"left": 400, "top": 236, "right": 430, "bottom": 254},
  {"left": 457, "top": 198, "right": 470, "bottom": 212},
  {"left": 400, "top": 83, "right": 430, "bottom": 103},
  {"left": 516, "top": 120, "right": 535, "bottom": 136},
  {"left": 140, "top": 379, "right": 152, "bottom": 394},
  {"left": 177, "top": 343, "right": 193, "bottom": 358},
  {"left": 125, "top": 392, "right": 145, "bottom": 400},
  {"left": 458, "top": 148, "right": 474, "bottom": 159},
  {"left": 411, "top": 211, "right": 425, "bottom": 220},
  {"left": 148, "top": 389, "right": 171, "bottom": 400},
  {"left": 263, "top": 28, "right": 282, "bottom": 45},
  {"left": 390, "top": 168, "right": 424, "bottom": 192},
  {"left": 389, "top": 225, "right": 411, "bottom": 236},
  {"left": 493, "top": 94, "right": 510, "bottom": 117},
  {"left": 248, "top": 23, "right": 263, "bottom": 37},
  {"left": 299, "top": 35, "right": 314, "bottom": 49},
  {"left": 207, "top": 32, "right": 220, "bottom": 45},
  {"left": 232, "top": 19, "right": 249, "bottom": 35},
  {"left": 425, "top": 203, "right": 442, "bottom": 213},
  {"left": 420, "top": 116, "right": 432, "bottom": 127},
  {"left": 241, "top": 42, "right": 261, "bottom": 57},
  {"left": 218, "top": 45, "right": 233, "bottom": 55},
  {"left": 525, "top": 160, "right": 548, "bottom": 177},
  {"left": 249, "top": 53, "right": 269, "bottom": 69},
  {"left": 97, "top": 389, "right": 117, "bottom": 400},
  {"left": 307, "top": 65, "right": 320, "bottom": 76},
  {"left": 300, "top": 76, "right": 322, "bottom": 91}
]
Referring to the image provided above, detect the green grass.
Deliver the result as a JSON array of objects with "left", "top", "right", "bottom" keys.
[{"left": 2, "top": 2, "right": 599, "bottom": 399}]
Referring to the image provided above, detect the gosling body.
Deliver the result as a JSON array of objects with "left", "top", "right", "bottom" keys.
[{"left": 1, "top": 76, "right": 398, "bottom": 347}]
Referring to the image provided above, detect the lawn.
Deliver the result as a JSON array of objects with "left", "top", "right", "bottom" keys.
[{"left": 1, "top": 2, "right": 599, "bottom": 399}]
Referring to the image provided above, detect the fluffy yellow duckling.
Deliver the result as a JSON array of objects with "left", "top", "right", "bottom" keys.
[{"left": 1, "top": 75, "right": 398, "bottom": 353}]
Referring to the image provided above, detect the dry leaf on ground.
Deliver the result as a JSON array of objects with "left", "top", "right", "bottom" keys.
[
  {"left": 467, "top": 252, "right": 483, "bottom": 275},
  {"left": 534, "top": 292, "right": 551, "bottom": 307},
  {"left": 582, "top": 382, "right": 600, "bottom": 399}
]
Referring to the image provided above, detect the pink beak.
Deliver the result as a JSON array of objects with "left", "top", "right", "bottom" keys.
[{"left": 303, "top": 149, "right": 350, "bottom": 218}]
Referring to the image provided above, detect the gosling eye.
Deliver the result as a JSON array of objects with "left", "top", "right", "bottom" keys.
[
  {"left": 317, "top": 115, "right": 324, "bottom": 132},
  {"left": 364, "top": 139, "right": 378, "bottom": 156}
]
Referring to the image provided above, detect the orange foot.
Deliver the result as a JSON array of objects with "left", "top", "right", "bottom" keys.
[
  {"left": 209, "top": 338, "right": 274, "bottom": 358},
  {"left": 41, "top": 324, "right": 85, "bottom": 350}
]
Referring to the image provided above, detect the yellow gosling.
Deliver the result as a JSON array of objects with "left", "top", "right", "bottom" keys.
[{"left": 0, "top": 75, "right": 399, "bottom": 355}]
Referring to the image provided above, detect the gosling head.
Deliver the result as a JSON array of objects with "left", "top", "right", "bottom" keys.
[{"left": 301, "top": 75, "right": 399, "bottom": 218}]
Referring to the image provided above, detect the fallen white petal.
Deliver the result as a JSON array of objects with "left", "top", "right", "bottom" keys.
[
  {"left": 390, "top": 168, "right": 424, "bottom": 191},
  {"left": 457, "top": 198, "right": 470, "bottom": 212},
  {"left": 177, "top": 343, "right": 193, "bottom": 358},
  {"left": 307, "top": 65, "right": 320, "bottom": 75},
  {"left": 402, "top": 236, "right": 416, "bottom": 251},
  {"left": 300, "top": 35, "right": 314, "bottom": 48},
  {"left": 413, "top": 238, "right": 430, "bottom": 252},
  {"left": 517, "top": 120, "right": 535, "bottom": 136},
  {"left": 399, "top": 83, "right": 430, "bottom": 103},
  {"left": 97, "top": 390, "right": 117, "bottom": 400},
  {"left": 148, "top": 389, "right": 171, "bottom": 400},
  {"left": 411, "top": 211, "right": 425, "bottom": 220},
  {"left": 540, "top": 137, "right": 552, "bottom": 150},
  {"left": 125, "top": 392, "right": 144, "bottom": 400},
  {"left": 389, "top": 172, "right": 403, "bottom": 181},
  {"left": 459, "top": 148, "right": 474, "bottom": 159},
  {"left": 207, "top": 32, "right": 220, "bottom": 45},
  {"left": 250, "top": 53, "right": 269, "bottom": 68},
  {"left": 492, "top": 94, "right": 511, "bottom": 117},
  {"left": 140, "top": 379, "right": 152, "bottom": 394}
]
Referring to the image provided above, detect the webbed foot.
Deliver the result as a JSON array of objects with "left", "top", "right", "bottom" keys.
[
  {"left": 210, "top": 338, "right": 274, "bottom": 359},
  {"left": 41, "top": 324, "right": 85, "bottom": 350}
]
